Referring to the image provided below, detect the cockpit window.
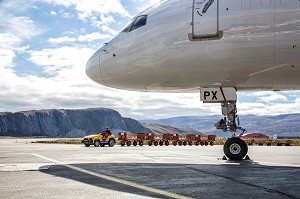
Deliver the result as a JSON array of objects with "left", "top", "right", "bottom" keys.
[
  {"left": 121, "top": 17, "right": 135, "bottom": 32},
  {"left": 121, "top": 15, "right": 147, "bottom": 32},
  {"left": 131, "top": 15, "right": 147, "bottom": 31}
]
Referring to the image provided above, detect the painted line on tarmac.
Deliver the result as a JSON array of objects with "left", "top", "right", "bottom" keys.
[
  {"left": 32, "top": 153, "right": 194, "bottom": 199},
  {"left": 256, "top": 161, "right": 300, "bottom": 168}
]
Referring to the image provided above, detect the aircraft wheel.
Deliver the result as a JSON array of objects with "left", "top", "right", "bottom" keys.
[
  {"left": 224, "top": 137, "right": 248, "bottom": 160},
  {"left": 94, "top": 140, "right": 100, "bottom": 147}
]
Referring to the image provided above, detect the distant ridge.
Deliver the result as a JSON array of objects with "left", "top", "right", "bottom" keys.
[
  {"left": 0, "top": 108, "right": 149, "bottom": 137},
  {"left": 141, "top": 114, "right": 300, "bottom": 137},
  {"left": 0, "top": 108, "right": 201, "bottom": 138}
]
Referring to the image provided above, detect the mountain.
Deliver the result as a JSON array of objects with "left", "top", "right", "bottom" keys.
[
  {"left": 0, "top": 108, "right": 201, "bottom": 138},
  {"left": 141, "top": 114, "right": 300, "bottom": 137},
  {"left": 144, "top": 124, "right": 203, "bottom": 135},
  {"left": 0, "top": 108, "right": 150, "bottom": 138}
]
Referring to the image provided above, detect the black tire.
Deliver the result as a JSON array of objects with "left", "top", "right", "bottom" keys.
[
  {"left": 94, "top": 140, "right": 100, "bottom": 147},
  {"left": 178, "top": 141, "right": 182, "bottom": 146},
  {"left": 210, "top": 142, "right": 214, "bottom": 146},
  {"left": 173, "top": 141, "right": 177, "bottom": 146},
  {"left": 159, "top": 141, "right": 163, "bottom": 146},
  {"left": 126, "top": 141, "right": 131, "bottom": 146},
  {"left": 195, "top": 142, "right": 199, "bottom": 146},
  {"left": 148, "top": 141, "right": 152, "bottom": 146},
  {"left": 154, "top": 141, "right": 158, "bottom": 146},
  {"left": 108, "top": 139, "right": 115, "bottom": 147},
  {"left": 100, "top": 143, "right": 105, "bottom": 147},
  {"left": 121, "top": 141, "right": 126, "bottom": 146},
  {"left": 139, "top": 141, "right": 144, "bottom": 146},
  {"left": 189, "top": 141, "right": 193, "bottom": 146},
  {"left": 165, "top": 141, "right": 169, "bottom": 146},
  {"left": 133, "top": 141, "right": 137, "bottom": 146},
  {"left": 183, "top": 141, "right": 187, "bottom": 146},
  {"left": 200, "top": 142, "right": 204, "bottom": 146},
  {"left": 84, "top": 144, "right": 90, "bottom": 147},
  {"left": 224, "top": 137, "right": 248, "bottom": 160},
  {"left": 205, "top": 142, "right": 208, "bottom": 146}
]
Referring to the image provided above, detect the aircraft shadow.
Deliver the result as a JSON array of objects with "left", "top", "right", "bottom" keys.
[{"left": 40, "top": 162, "right": 300, "bottom": 199}]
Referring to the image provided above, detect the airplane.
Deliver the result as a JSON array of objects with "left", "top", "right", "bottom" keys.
[{"left": 85, "top": 0, "right": 300, "bottom": 160}]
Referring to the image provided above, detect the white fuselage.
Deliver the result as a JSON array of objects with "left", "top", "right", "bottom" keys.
[{"left": 86, "top": 0, "right": 300, "bottom": 92}]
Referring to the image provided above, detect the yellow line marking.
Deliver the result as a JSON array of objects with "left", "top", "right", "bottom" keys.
[{"left": 32, "top": 153, "right": 194, "bottom": 199}]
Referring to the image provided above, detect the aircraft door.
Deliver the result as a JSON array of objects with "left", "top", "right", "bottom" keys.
[{"left": 189, "top": 0, "right": 223, "bottom": 41}]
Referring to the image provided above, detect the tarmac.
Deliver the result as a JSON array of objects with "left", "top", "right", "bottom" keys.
[{"left": 0, "top": 138, "right": 299, "bottom": 199}]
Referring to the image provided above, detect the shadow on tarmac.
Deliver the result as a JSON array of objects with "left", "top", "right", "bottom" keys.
[{"left": 40, "top": 162, "right": 300, "bottom": 199}]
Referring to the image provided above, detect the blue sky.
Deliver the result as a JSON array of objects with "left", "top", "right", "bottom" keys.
[{"left": 0, "top": 0, "right": 300, "bottom": 120}]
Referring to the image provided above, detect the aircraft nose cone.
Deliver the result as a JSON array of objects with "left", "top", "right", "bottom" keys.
[{"left": 85, "top": 49, "right": 106, "bottom": 86}]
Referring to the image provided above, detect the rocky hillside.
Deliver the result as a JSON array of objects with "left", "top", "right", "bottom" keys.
[
  {"left": 144, "top": 124, "right": 203, "bottom": 135},
  {"left": 0, "top": 108, "right": 201, "bottom": 138},
  {"left": 141, "top": 114, "right": 300, "bottom": 137},
  {"left": 0, "top": 108, "right": 150, "bottom": 137}
]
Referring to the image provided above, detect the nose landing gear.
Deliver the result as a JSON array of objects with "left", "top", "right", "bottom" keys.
[{"left": 201, "top": 87, "right": 248, "bottom": 160}]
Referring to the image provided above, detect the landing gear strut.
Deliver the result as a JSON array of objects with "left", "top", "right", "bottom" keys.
[
  {"left": 215, "top": 100, "right": 248, "bottom": 160},
  {"left": 200, "top": 87, "right": 248, "bottom": 160}
]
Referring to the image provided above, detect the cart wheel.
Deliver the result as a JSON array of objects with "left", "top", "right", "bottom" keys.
[
  {"left": 173, "top": 141, "right": 177, "bottom": 146},
  {"left": 200, "top": 142, "right": 204, "bottom": 146},
  {"left": 84, "top": 144, "right": 90, "bottom": 147},
  {"left": 178, "top": 141, "right": 182, "bottom": 146},
  {"left": 165, "top": 141, "right": 169, "bottom": 146},
  {"left": 133, "top": 141, "right": 137, "bottom": 146},
  {"left": 121, "top": 141, "right": 125, "bottom": 146},
  {"left": 189, "top": 141, "right": 193, "bottom": 146},
  {"left": 148, "top": 141, "right": 152, "bottom": 146},
  {"left": 159, "top": 141, "right": 163, "bottom": 146},
  {"left": 183, "top": 141, "right": 187, "bottom": 146},
  {"left": 210, "top": 142, "right": 214, "bottom": 146},
  {"left": 154, "top": 141, "right": 158, "bottom": 146},
  {"left": 94, "top": 140, "right": 100, "bottom": 147},
  {"left": 126, "top": 141, "right": 131, "bottom": 146},
  {"left": 195, "top": 142, "right": 199, "bottom": 146},
  {"left": 139, "top": 141, "right": 144, "bottom": 146},
  {"left": 205, "top": 142, "right": 208, "bottom": 146}
]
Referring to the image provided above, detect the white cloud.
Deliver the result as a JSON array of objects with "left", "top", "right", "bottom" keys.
[
  {"left": 50, "top": 11, "right": 57, "bottom": 16},
  {"left": 77, "top": 32, "right": 111, "bottom": 42},
  {"left": 48, "top": 36, "right": 77, "bottom": 44},
  {"left": 259, "top": 93, "right": 288, "bottom": 103},
  {"left": 28, "top": 46, "right": 94, "bottom": 74},
  {"left": 38, "top": 0, "right": 130, "bottom": 20}
]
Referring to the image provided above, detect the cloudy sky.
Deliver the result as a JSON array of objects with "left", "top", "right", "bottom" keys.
[{"left": 1, "top": 0, "right": 300, "bottom": 120}]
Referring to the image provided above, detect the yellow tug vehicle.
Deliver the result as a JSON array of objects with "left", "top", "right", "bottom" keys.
[{"left": 82, "top": 133, "right": 116, "bottom": 147}]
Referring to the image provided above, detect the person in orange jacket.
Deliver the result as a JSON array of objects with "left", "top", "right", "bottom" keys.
[{"left": 102, "top": 127, "right": 111, "bottom": 140}]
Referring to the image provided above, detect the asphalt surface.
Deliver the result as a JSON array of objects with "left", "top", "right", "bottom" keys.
[{"left": 0, "top": 138, "right": 299, "bottom": 199}]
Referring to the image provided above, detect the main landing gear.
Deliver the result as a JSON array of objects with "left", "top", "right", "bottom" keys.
[{"left": 201, "top": 87, "right": 248, "bottom": 160}]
